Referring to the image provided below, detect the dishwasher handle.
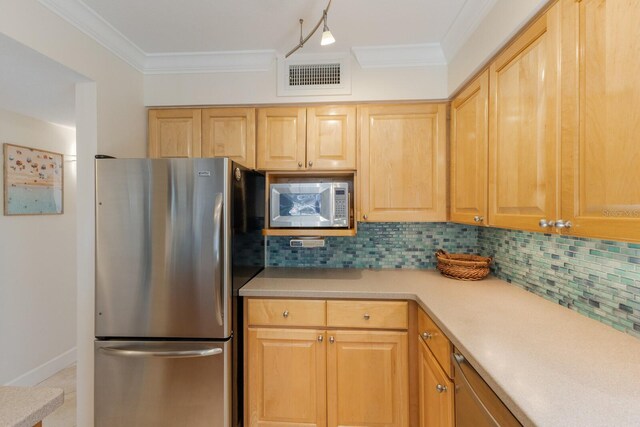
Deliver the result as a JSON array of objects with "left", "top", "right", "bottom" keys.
[{"left": 452, "top": 351, "right": 501, "bottom": 427}]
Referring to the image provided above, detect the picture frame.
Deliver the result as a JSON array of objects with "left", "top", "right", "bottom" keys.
[{"left": 3, "top": 143, "right": 64, "bottom": 215}]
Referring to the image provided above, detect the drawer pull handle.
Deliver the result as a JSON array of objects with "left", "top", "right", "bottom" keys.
[
  {"left": 282, "top": 310, "right": 289, "bottom": 318},
  {"left": 329, "top": 336, "right": 335, "bottom": 344},
  {"left": 317, "top": 335, "right": 323, "bottom": 343},
  {"left": 422, "top": 332, "right": 433, "bottom": 340},
  {"left": 436, "top": 384, "right": 447, "bottom": 393},
  {"left": 363, "top": 313, "right": 370, "bottom": 320}
]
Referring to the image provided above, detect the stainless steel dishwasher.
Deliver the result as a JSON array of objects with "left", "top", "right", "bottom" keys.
[{"left": 452, "top": 349, "right": 522, "bottom": 427}]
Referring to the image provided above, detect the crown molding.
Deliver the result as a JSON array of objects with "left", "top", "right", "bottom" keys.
[
  {"left": 144, "top": 50, "right": 276, "bottom": 74},
  {"left": 37, "top": 0, "right": 277, "bottom": 74},
  {"left": 351, "top": 43, "right": 446, "bottom": 69},
  {"left": 440, "top": 0, "right": 499, "bottom": 61},
  {"left": 38, "top": 0, "right": 147, "bottom": 72}
]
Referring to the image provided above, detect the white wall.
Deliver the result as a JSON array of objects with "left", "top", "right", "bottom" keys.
[
  {"left": 144, "top": 60, "right": 448, "bottom": 106},
  {"left": 0, "top": 0, "right": 146, "bottom": 156},
  {"left": 1, "top": 2, "right": 146, "bottom": 425},
  {"left": 0, "top": 108, "right": 77, "bottom": 385},
  {"left": 447, "top": 0, "right": 548, "bottom": 95}
]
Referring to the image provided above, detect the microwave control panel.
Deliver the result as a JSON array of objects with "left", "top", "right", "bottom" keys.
[{"left": 335, "top": 188, "right": 348, "bottom": 220}]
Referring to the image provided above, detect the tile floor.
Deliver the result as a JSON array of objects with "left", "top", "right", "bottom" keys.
[{"left": 37, "top": 364, "right": 76, "bottom": 427}]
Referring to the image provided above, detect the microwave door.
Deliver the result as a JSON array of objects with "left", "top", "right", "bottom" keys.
[{"left": 270, "top": 183, "right": 332, "bottom": 228}]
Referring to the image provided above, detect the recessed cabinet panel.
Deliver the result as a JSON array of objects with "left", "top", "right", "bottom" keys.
[
  {"left": 561, "top": 0, "right": 640, "bottom": 241},
  {"left": 202, "top": 108, "right": 255, "bottom": 168},
  {"left": 489, "top": 8, "right": 560, "bottom": 231},
  {"left": 359, "top": 104, "right": 447, "bottom": 222},
  {"left": 247, "top": 328, "right": 327, "bottom": 427},
  {"left": 450, "top": 71, "right": 489, "bottom": 225},
  {"left": 419, "top": 339, "right": 454, "bottom": 427},
  {"left": 257, "top": 107, "right": 306, "bottom": 170},
  {"left": 307, "top": 106, "right": 356, "bottom": 170},
  {"left": 327, "top": 330, "right": 409, "bottom": 427},
  {"left": 148, "top": 109, "right": 201, "bottom": 158}
]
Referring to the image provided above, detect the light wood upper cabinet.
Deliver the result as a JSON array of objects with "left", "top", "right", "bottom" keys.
[
  {"left": 257, "top": 106, "right": 356, "bottom": 171},
  {"left": 418, "top": 338, "right": 454, "bottom": 427},
  {"left": 247, "top": 328, "right": 327, "bottom": 427},
  {"left": 201, "top": 108, "right": 255, "bottom": 169},
  {"left": 450, "top": 70, "right": 489, "bottom": 226},
  {"left": 257, "top": 107, "right": 306, "bottom": 170},
  {"left": 560, "top": 0, "right": 640, "bottom": 241},
  {"left": 307, "top": 106, "right": 357, "bottom": 170},
  {"left": 359, "top": 103, "right": 447, "bottom": 222},
  {"left": 148, "top": 109, "right": 201, "bottom": 158},
  {"left": 488, "top": 5, "right": 561, "bottom": 232},
  {"left": 327, "top": 330, "right": 409, "bottom": 427}
]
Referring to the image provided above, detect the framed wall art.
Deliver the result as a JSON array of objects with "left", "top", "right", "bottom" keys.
[{"left": 3, "top": 143, "right": 64, "bottom": 215}]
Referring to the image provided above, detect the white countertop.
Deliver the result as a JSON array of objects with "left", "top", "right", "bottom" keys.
[
  {"left": 0, "top": 386, "right": 63, "bottom": 427},
  {"left": 240, "top": 268, "right": 640, "bottom": 427}
]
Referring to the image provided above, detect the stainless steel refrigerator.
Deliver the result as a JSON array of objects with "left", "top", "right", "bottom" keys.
[{"left": 94, "top": 158, "right": 264, "bottom": 427}]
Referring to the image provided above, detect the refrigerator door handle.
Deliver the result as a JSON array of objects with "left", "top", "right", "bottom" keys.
[
  {"left": 213, "top": 193, "right": 224, "bottom": 325},
  {"left": 99, "top": 346, "right": 223, "bottom": 359}
]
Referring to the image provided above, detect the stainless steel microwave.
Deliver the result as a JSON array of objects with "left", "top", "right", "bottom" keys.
[{"left": 270, "top": 182, "right": 350, "bottom": 228}]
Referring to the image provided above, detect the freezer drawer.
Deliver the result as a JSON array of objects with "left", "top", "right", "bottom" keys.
[{"left": 95, "top": 340, "right": 230, "bottom": 427}]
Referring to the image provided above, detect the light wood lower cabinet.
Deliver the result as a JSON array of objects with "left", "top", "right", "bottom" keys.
[
  {"left": 418, "top": 338, "right": 454, "bottom": 427},
  {"left": 246, "top": 299, "right": 409, "bottom": 427},
  {"left": 247, "top": 328, "right": 327, "bottom": 427},
  {"left": 327, "top": 330, "right": 409, "bottom": 427}
]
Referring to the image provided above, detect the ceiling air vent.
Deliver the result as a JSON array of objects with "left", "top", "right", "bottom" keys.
[{"left": 277, "top": 54, "right": 351, "bottom": 97}]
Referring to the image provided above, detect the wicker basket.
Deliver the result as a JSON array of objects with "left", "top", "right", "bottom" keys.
[{"left": 435, "top": 249, "right": 492, "bottom": 281}]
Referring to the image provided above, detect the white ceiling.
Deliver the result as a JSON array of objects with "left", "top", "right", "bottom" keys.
[
  {"left": 0, "top": 33, "right": 88, "bottom": 127},
  {"left": 80, "top": 0, "right": 466, "bottom": 54},
  {"left": 38, "top": 0, "right": 497, "bottom": 73}
]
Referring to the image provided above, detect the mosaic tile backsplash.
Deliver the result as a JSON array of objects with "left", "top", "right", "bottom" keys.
[
  {"left": 266, "top": 222, "right": 640, "bottom": 339},
  {"left": 267, "top": 222, "right": 478, "bottom": 269},
  {"left": 478, "top": 227, "right": 640, "bottom": 339}
]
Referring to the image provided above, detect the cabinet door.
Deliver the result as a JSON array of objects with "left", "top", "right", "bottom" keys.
[
  {"left": 327, "top": 330, "right": 408, "bottom": 427},
  {"left": 560, "top": 0, "right": 640, "bottom": 241},
  {"left": 418, "top": 338, "right": 454, "bottom": 427},
  {"left": 359, "top": 104, "right": 447, "bottom": 222},
  {"left": 247, "top": 328, "right": 326, "bottom": 427},
  {"left": 257, "top": 107, "right": 306, "bottom": 170},
  {"left": 450, "top": 71, "right": 489, "bottom": 226},
  {"left": 306, "top": 106, "right": 356, "bottom": 170},
  {"left": 201, "top": 108, "right": 255, "bottom": 169},
  {"left": 488, "top": 6, "right": 561, "bottom": 232},
  {"left": 148, "top": 109, "right": 201, "bottom": 158}
]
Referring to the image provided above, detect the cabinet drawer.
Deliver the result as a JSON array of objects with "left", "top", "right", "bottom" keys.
[
  {"left": 326, "top": 300, "right": 408, "bottom": 330},
  {"left": 247, "top": 299, "right": 326, "bottom": 327},
  {"left": 418, "top": 308, "right": 452, "bottom": 378}
]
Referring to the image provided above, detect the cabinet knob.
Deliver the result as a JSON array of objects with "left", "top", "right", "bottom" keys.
[
  {"left": 329, "top": 336, "right": 335, "bottom": 344},
  {"left": 436, "top": 384, "right": 447, "bottom": 393},
  {"left": 554, "top": 219, "right": 572, "bottom": 229},
  {"left": 363, "top": 214, "right": 368, "bottom": 220},
  {"left": 317, "top": 335, "right": 323, "bottom": 343},
  {"left": 297, "top": 161, "right": 303, "bottom": 168},
  {"left": 421, "top": 332, "right": 432, "bottom": 340},
  {"left": 539, "top": 218, "right": 555, "bottom": 228},
  {"left": 282, "top": 310, "right": 289, "bottom": 318},
  {"left": 473, "top": 216, "right": 484, "bottom": 223},
  {"left": 308, "top": 161, "right": 313, "bottom": 167},
  {"left": 363, "top": 313, "right": 370, "bottom": 320}
]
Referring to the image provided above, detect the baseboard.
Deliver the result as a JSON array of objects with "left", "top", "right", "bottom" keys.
[{"left": 5, "top": 347, "right": 77, "bottom": 386}]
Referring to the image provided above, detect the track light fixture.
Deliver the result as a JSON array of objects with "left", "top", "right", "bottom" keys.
[{"left": 285, "top": 0, "right": 335, "bottom": 58}]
